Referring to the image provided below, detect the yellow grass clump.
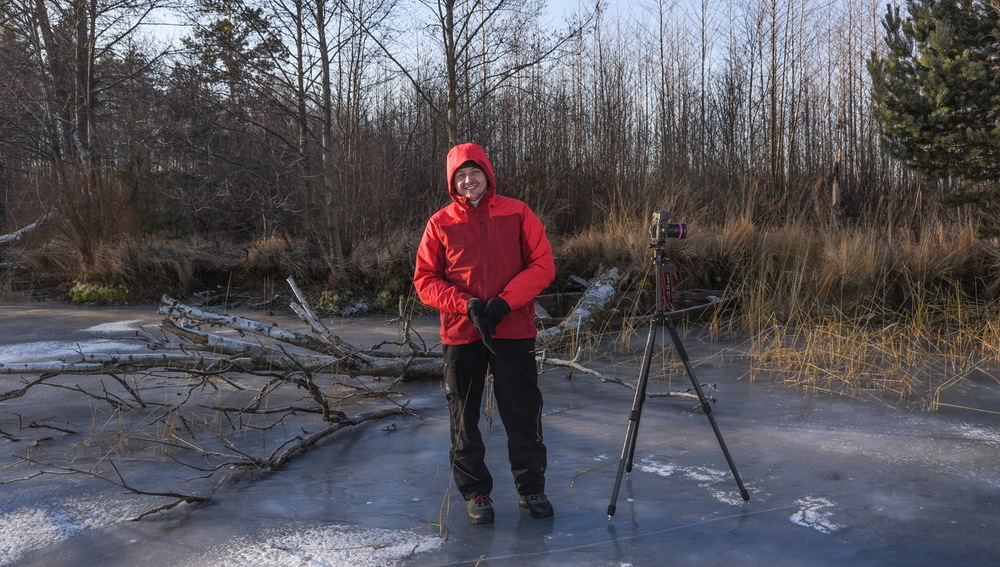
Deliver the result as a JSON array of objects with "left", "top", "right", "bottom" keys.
[{"left": 735, "top": 221, "right": 1000, "bottom": 410}]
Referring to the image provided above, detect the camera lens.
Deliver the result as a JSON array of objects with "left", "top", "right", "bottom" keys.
[{"left": 665, "top": 223, "right": 687, "bottom": 239}]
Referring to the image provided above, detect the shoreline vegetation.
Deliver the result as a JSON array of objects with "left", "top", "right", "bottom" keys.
[{"left": 3, "top": 215, "right": 999, "bottom": 413}]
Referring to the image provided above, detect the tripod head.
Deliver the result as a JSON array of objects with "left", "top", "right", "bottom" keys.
[{"left": 647, "top": 211, "right": 685, "bottom": 313}]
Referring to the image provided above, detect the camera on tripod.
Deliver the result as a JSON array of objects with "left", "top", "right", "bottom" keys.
[
  {"left": 608, "top": 209, "right": 748, "bottom": 519},
  {"left": 649, "top": 211, "right": 687, "bottom": 244}
]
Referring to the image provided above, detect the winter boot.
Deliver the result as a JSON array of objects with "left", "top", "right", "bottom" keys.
[
  {"left": 467, "top": 494, "right": 495, "bottom": 524},
  {"left": 518, "top": 493, "right": 554, "bottom": 518}
]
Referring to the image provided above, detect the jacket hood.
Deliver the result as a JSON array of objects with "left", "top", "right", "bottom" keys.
[{"left": 446, "top": 143, "right": 497, "bottom": 206}]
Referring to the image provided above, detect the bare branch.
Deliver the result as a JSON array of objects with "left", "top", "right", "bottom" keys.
[
  {"left": 0, "top": 210, "right": 57, "bottom": 245},
  {"left": 267, "top": 406, "right": 413, "bottom": 470},
  {"left": 0, "top": 373, "right": 59, "bottom": 400}
]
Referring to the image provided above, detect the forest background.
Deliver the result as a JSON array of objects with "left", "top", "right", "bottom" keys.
[{"left": 1, "top": 0, "right": 999, "bottom": 409}]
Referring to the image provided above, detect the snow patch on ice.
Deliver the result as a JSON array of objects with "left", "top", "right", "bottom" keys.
[
  {"left": 0, "top": 508, "right": 82, "bottom": 565},
  {"left": 83, "top": 319, "right": 144, "bottom": 334},
  {"left": 636, "top": 458, "right": 749, "bottom": 506},
  {"left": 0, "top": 495, "right": 150, "bottom": 566},
  {"left": 636, "top": 459, "right": 678, "bottom": 477},
  {"left": 0, "top": 319, "right": 149, "bottom": 365},
  {"left": 951, "top": 422, "right": 1000, "bottom": 445},
  {"left": 185, "top": 524, "right": 444, "bottom": 567},
  {"left": 790, "top": 496, "right": 844, "bottom": 534},
  {"left": 0, "top": 496, "right": 441, "bottom": 567}
]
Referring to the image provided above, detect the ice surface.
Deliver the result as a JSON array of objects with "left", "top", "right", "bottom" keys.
[{"left": 1, "top": 303, "right": 999, "bottom": 567}]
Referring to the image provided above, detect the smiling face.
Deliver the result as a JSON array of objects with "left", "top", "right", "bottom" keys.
[{"left": 453, "top": 164, "right": 488, "bottom": 204}]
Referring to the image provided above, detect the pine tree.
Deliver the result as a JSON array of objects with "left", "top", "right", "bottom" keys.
[{"left": 868, "top": 0, "right": 1000, "bottom": 234}]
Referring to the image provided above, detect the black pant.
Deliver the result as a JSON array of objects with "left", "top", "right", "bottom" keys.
[{"left": 443, "top": 338, "right": 546, "bottom": 501}]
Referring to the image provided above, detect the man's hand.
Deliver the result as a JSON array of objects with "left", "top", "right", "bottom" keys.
[
  {"left": 484, "top": 298, "right": 510, "bottom": 326},
  {"left": 467, "top": 298, "right": 498, "bottom": 354}
]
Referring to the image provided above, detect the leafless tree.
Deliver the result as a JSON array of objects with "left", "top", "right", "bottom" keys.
[
  {"left": 345, "top": 0, "right": 596, "bottom": 146},
  {"left": 1, "top": 0, "right": 175, "bottom": 270}
]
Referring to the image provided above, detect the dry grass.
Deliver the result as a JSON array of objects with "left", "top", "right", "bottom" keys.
[
  {"left": 553, "top": 211, "right": 649, "bottom": 279},
  {"left": 343, "top": 228, "right": 422, "bottom": 296},
  {"left": 556, "top": 216, "right": 1000, "bottom": 410},
  {"left": 747, "top": 295, "right": 1000, "bottom": 410},
  {"left": 735, "top": 221, "right": 1000, "bottom": 409},
  {"left": 244, "top": 235, "right": 316, "bottom": 281},
  {"left": 17, "top": 235, "right": 244, "bottom": 293}
]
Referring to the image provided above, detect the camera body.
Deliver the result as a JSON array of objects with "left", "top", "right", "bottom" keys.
[{"left": 649, "top": 211, "right": 687, "bottom": 244}]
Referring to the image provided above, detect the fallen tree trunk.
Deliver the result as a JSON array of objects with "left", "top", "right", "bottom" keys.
[
  {"left": 536, "top": 267, "right": 623, "bottom": 344},
  {"left": 0, "top": 353, "right": 225, "bottom": 375},
  {"left": 2, "top": 273, "right": 720, "bottom": 399},
  {"left": 0, "top": 210, "right": 57, "bottom": 245},
  {"left": 159, "top": 295, "right": 443, "bottom": 379}
]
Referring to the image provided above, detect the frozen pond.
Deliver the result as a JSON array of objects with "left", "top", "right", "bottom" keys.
[{"left": 1, "top": 302, "right": 999, "bottom": 566}]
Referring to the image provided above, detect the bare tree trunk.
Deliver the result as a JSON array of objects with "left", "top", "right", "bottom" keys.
[
  {"left": 441, "top": 0, "right": 459, "bottom": 145},
  {"left": 316, "top": 0, "right": 345, "bottom": 263}
]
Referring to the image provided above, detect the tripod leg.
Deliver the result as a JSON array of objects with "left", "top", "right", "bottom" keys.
[
  {"left": 663, "top": 317, "right": 750, "bottom": 502},
  {"left": 625, "top": 317, "right": 659, "bottom": 472},
  {"left": 607, "top": 315, "right": 659, "bottom": 518}
]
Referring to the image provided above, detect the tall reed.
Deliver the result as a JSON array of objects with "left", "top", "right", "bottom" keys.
[
  {"left": 557, "top": 216, "right": 1000, "bottom": 410},
  {"left": 723, "top": 220, "right": 1000, "bottom": 409}
]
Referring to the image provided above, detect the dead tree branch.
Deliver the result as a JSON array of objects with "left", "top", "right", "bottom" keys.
[
  {"left": 0, "top": 210, "right": 57, "bottom": 245},
  {"left": 266, "top": 406, "right": 414, "bottom": 470},
  {"left": 0, "top": 373, "right": 59, "bottom": 400},
  {"left": 11, "top": 457, "right": 211, "bottom": 521},
  {"left": 160, "top": 295, "right": 443, "bottom": 380}
]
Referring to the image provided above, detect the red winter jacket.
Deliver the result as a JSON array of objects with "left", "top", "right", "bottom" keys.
[{"left": 414, "top": 143, "right": 556, "bottom": 345}]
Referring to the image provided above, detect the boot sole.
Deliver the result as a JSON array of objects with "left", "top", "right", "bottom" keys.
[{"left": 468, "top": 513, "right": 494, "bottom": 524}]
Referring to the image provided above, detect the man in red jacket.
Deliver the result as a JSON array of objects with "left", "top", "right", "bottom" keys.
[{"left": 414, "top": 143, "right": 556, "bottom": 524}]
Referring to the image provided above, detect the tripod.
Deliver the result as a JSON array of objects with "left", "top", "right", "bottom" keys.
[{"left": 607, "top": 243, "right": 750, "bottom": 519}]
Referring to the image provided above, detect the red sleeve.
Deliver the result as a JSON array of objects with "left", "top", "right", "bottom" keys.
[
  {"left": 497, "top": 204, "right": 555, "bottom": 309},
  {"left": 413, "top": 219, "right": 472, "bottom": 314}
]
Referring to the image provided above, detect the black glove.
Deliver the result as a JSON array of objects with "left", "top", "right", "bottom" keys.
[
  {"left": 483, "top": 297, "right": 510, "bottom": 327},
  {"left": 467, "top": 298, "right": 498, "bottom": 354}
]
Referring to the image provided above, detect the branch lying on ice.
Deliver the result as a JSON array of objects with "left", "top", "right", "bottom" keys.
[
  {"left": 0, "top": 373, "right": 59, "bottom": 400},
  {"left": 160, "top": 294, "right": 443, "bottom": 380},
  {"left": 537, "top": 350, "right": 706, "bottom": 401},
  {"left": 8, "top": 456, "right": 211, "bottom": 521},
  {"left": 266, "top": 406, "right": 414, "bottom": 470}
]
